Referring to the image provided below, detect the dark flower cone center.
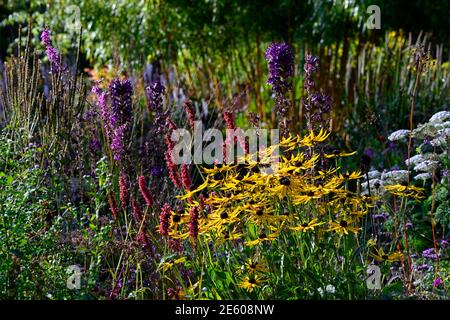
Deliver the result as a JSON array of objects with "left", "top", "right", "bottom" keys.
[
  {"left": 258, "top": 233, "right": 267, "bottom": 239},
  {"left": 220, "top": 212, "right": 229, "bottom": 219},
  {"left": 301, "top": 223, "right": 309, "bottom": 228},
  {"left": 382, "top": 255, "right": 389, "bottom": 260},
  {"left": 256, "top": 209, "right": 264, "bottom": 216},
  {"left": 172, "top": 215, "right": 181, "bottom": 223},
  {"left": 279, "top": 176, "right": 291, "bottom": 186},
  {"left": 249, "top": 278, "right": 257, "bottom": 285},
  {"left": 340, "top": 220, "right": 348, "bottom": 228}
]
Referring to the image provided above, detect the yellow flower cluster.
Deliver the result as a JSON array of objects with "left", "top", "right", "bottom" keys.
[{"left": 169, "top": 130, "right": 375, "bottom": 247}]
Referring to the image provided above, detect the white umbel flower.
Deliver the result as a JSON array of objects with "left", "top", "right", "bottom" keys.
[
  {"left": 361, "top": 178, "right": 385, "bottom": 196},
  {"left": 382, "top": 170, "right": 409, "bottom": 183},
  {"left": 429, "top": 111, "right": 450, "bottom": 123},
  {"left": 414, "top": 172, "right": 432, "bottom": 181},
  {"left": 405, "top": 154, "right": 424, "bottom": 167},
  {"left": 367, "top": 170, "right": 381, "bottom": 179},
  {"left": 431, "top": 121, "right": 450, "bottom": 131},
  {"left": 388, "top": 129, "right": 410, "bottom": 141},
  {"left": 430, "top": 135, "right": 447, "bottom": 147},
  {"left": 414, "top": 160, "right": 439, "bottom": 172}
]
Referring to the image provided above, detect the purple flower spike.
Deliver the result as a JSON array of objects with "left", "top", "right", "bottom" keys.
[
  {"left": 111, "top": 124, "right": 127, "bottom": 162},
  {"left": 147, "top": 80, "right": 166, "bottom": 112},
  {"left": 41, "top": 28, "right": 52, "bottom": 47},
  {"left": 304, "top": 54, "right": 319, "bottom": 75},
  {"left": 109, "top": 78, "right": 133, "bottom": 128},
  {"left": 265, "top": 42, "right": 294, "bottom": 95},
  {"left": 41, "top": 28, "right": 66, "bottom": 73}
]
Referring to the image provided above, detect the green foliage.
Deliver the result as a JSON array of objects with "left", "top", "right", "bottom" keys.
[{"left": 0, "top": 132, "right": 79, "bottom": 299}]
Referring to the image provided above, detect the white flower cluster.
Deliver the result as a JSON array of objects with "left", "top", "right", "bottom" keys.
[
  {"left": 381, "top": 170, "right": 409, "bottom": 183},
  {"left": 383, "top": 110, "right": 449, "bottom": 185},
  {"left": 414, "top": 160, "right": 439, "bottom": 172},
  {"left": 367, "top": 110, "right": 449, "bottom": 195},
  {"left": 388, "top": 129, "right": 410, "bottom": 141},
  {"left": 412, "top": 110, "right": 450, "bottom": 143},
  {"left": 429, "top": 111, "right": 450, "bottom": 123},
  {"left": 414, "top": 172, "right": 432, "bottom": 181},
  {"left": 361, "top": 169, "right": 409, "bottom": 196}
]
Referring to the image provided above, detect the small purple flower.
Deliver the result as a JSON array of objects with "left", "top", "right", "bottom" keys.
[
  {"left": 151, "top": 165, "right": 164, "bottom": 177},
  {"left": 373, "top": 212, "right": 390, "bottom": 222},
  {"left": 91, "top": 84, "right": 102, "bottom": 96},
  {"left": 423, "top": 248, "right": 439, "bottom": 260},
  {"left": 414, "top": 263, "right": 430, "bottom": 271},
  {"left": 388, "top": 141, "right": 396, "bottom": 150},
  {"left": 433, "top": 277, "right": 444, "bottom": 287},
  {"left": 319, "top": 92, "right": 332, "bottom": 113},
  {"left": 89, "top": 138, "right": 101, "bottom": 153},
  {"left": 363, "top": 148, "right": 375, "bottom": 160},
  {"left": 405, "top": 222, "right": 413, "bottom": 229},
  {"left": 440, "top": 239, "right": 449, "bottom": 248},
  {"left": 311, "top": 111, "right": 322, "bottom": 123}
]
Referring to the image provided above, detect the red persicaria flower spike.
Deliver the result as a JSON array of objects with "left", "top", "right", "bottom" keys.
[
  {"left": 136, "top": 229, "right": 150, "bottom": 248},
  {"left": 223, "top": 111, "right": 236, "bottom": 130},
  {"left": 164, "top": 135, "right": 176, "bottom": 160},
  {"left": 164, "top": 135, "right": 182, "bottom": 188},
  {"left": 165, "top": 152, "right": 182, "bottom": 188},
  {"left": 222, "top": 140, "right": 227, "bottom": 163},
  {"left": 181, "top": 164, "right": 192, "bottom": 191},
  {"left": 138, "top": 175, "right": 154, "bottom": 206},
  {"left": 108, "top": 191, "right": 118, "bottom": 219},
  {"left": 131, "top": 198, "right": 144, "bottom": 225},
  {"left": 159, "top": 203, "right": 172, "bottom": 237},
  {"left": 183, "top": 99, "right": 196, "bottom": 130},
  {"left": 189, "top": 205, "right": 199, "bottom": 240},
  {"left": 119, "top": 173, "right": 130, "bottom": 210},
  {"left": 166, "top": 117, "right": 178, "bottom": 131},
  {"left": 198, "top": 194, "right": 206, "bottom": 210},
  {"left": 168, "top": 239, "right": 184, "bottom": 253}
]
